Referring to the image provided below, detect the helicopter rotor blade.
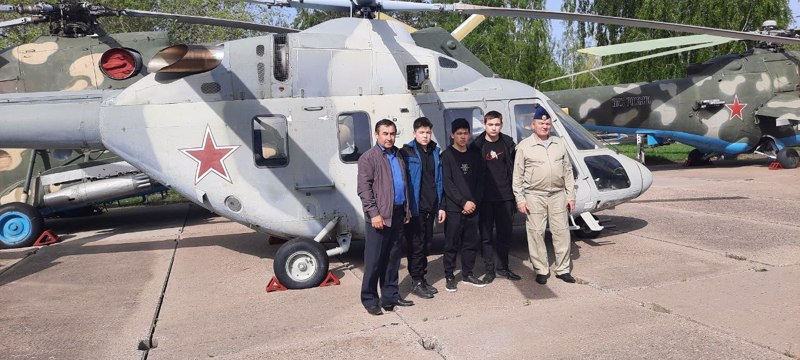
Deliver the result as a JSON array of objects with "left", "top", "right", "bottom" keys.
[
  {"left": 244, "top": 0, "right": 800, "bottom": 45},
  {"left": 450, "top": 4, "right": 800, "bottom": 46},
  {"left": 541, "top": 40, "right": 731, "bottom": 84},
  {"left": 579, "top": 35, "right": 734, "bottom": 57},
  {"left": 0, "top": 16, "right": 46, "bottom": 29},
  {"left": 120, "top": 9, "right": 298, "bottom": 33}
]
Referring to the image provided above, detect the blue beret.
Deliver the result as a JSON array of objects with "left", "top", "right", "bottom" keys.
[{"left": 533, "top": 106, "right": 550, "bottom": 120}]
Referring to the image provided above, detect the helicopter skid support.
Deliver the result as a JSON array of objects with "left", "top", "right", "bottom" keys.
[
  {"left": 579, "top": 212, "right": 604, "bottom": 232},
  {"left": 312, "top": 215, "right": 352, "bottom": 257},
  {"left": 326, "top": 232, "right": 352, "bottom": 257}
]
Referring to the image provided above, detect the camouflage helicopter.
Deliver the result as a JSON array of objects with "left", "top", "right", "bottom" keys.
[
  {"left": 0, "top": 1, "right": 297, "bottom": 248},
  {"left": 10, "top": 0, "right": 794, "bottom": 289},
  {"left": 543, "top": 20, "right": 800, "bottom": 169}
]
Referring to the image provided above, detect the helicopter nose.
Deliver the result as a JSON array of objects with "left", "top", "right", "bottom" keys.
[{"left": 638, "top": 162, "right": 653, "bottom": 195}]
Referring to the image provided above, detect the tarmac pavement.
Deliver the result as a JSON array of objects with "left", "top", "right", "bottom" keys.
[{"left": 0, "top": 162, "right": 798, "bottom": 359}]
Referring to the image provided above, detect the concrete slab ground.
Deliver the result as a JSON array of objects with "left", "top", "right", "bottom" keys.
[{"left": 0, "top": 164, "right": 798, "bottom": 359}]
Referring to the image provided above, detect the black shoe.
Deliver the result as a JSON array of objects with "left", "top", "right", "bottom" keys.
[
  {"left": 384, "top": 298, "right": 415, "bottom": 307},
  {"left": 535, "top": 274, "right": 548, "bottom": 285},
  {"left": 556, "top": 273, "right": 576, "bottom": 283},
  {"left": 422, "top": 279, "right": 438, "bottom": 294},
  {"left": 366, "top": 306, "right": 383, "bottom": 316},
  {"left": 497, "top": 269, "right": 522, "bottom": 281},
  {"left": 412, "top": 281, "right": 434, "bottom": 299},
  {"left": 445, "top": 277, "right": 458, "bottom": 292},
  {"left": 461, "top": 274, "right": 487, "bottom": 287},
  {"left": 482, "top": 272, "right": 496, "bottom": 284}
]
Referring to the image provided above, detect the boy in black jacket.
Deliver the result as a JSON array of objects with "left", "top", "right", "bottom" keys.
[
  {"left": 441, "top": 118, "right": 486, "bottom": 292},
  {"left": 471, "top": 111, "right": 522, "bottom": 283}
]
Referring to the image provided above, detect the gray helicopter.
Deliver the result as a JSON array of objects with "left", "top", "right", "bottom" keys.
[
  {"left": 0, "top": 1, "right": 298, "bottom": 249},
  {"left": 8, "top": 0, "right": 786, "bottom": 289}
]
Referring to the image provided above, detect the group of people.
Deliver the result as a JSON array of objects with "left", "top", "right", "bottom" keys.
[{"left": 356, "top": 107, "right": 576, "bottom": 316}]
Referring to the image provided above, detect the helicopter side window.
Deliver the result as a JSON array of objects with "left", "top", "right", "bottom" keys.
[
  {"left": 338, "top": 112, "right": 371, "bottom": 163},
  {"left": 584, "top": 155, "right": 631, "bottom": 191},
  {"left": 513, "top": 103, "right": 559, "bottom": 142},
  {"left": 444, "top": 108, "right": 484, "bottom": 146},
  {"left": 253, "top": 115, "right": 289, "bottom": 167}
]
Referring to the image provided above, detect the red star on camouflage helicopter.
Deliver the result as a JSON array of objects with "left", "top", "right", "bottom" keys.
[
  {"left": 725, "top": 95, "right": 747, "bottom": 121},
  {"left": 180, "top": 126, "right": 240, "bottom": 184}
]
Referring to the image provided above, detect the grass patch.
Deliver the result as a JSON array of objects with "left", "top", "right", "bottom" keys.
[{"left": 608, "top": 143, "right": 694, "bottom": 164}]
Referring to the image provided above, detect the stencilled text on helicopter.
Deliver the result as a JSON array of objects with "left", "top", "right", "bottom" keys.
[{"left": 611, "top": 96, "right": 652, "bottom": 108}]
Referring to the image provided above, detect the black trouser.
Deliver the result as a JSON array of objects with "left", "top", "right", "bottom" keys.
[
  {"left": 403, "top": 210, "right": 435, "bottom": 282},
  {"left": 479, "top": 200, "right": 516, "bottom": 274},
  {"left": 443, "top": 211, "right": 480, "bottom": 278},
  {"left": 361, "top": 207, "right": 405, "bottom": 309}
]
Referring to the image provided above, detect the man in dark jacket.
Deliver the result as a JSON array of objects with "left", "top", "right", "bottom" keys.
[
  {"left": 471, "top": 111, "right": 523, "bottom": 283},
  {"left": 441, "top": 118, "right": 486, "bottom": 292},
  {"left": 401, "top": 117, "right": 445, "bottom": 299},
  {"left": 357, "top": 119, "right": 413, "bottom": 316}
]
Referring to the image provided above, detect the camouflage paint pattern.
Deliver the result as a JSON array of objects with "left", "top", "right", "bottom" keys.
[
  {"left": 0, "top": 32, "right": 169, "bottom": 206},
  {"left": 546, "top": 48, "right": 800, "bottom": 155}
]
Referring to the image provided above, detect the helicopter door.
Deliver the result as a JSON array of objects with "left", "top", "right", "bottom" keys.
[{"left": 288, "top": 101, "right": 338, "bottom": 220}]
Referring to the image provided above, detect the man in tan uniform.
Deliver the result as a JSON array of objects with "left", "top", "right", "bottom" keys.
[{"left": 512, "top": 106, "right": 577, "bottom": 285}]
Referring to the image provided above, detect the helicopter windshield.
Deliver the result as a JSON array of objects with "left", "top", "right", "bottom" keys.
[{"left": 547, "top": 100, "right": 605, "bottom": 151}]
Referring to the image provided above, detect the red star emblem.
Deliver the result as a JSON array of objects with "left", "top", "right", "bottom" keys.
[
  {"left": 180, "top": 126, "right": 240, "bottom": 184},
  {"left": 725, "top": 95, "right": 747, "bottom": 121}
]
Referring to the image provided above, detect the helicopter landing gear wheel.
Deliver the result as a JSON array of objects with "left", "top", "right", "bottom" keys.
[
  {"left": 0, "top": 202, "right": 44, "bottom": 249},
  {"left": 777, "top": 148, "right": 799, "bottom": 169},
  {"left": 273, "top": 238, "right": 329, "bottom": 289},
  {"left": 685, "top": 149, "right": 711, "bottom": 166},
  {"left": 571, "top": 214, "right": 601, "bottom": 239}
]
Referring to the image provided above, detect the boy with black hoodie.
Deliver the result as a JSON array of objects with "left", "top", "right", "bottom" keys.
[
  {"left": 441, "top": 118, "right": 485, "bottom": 292},
  {"left": 471, "top": 111, "right": 522, "bottom": 283}
]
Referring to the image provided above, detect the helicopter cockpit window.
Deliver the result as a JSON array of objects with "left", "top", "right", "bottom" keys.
[
  {"left": 444, "top": 108, "right": 484, "bottom": 145},
  {"left": 513, "top": 103, "right": 560, "bottom": 142},
  {"left": 547, "top": 100, "right": 604, "bottom": 150},
  {"left": 253, "top": 115, "right": 288, "bottom": 167},
  {"left": 338, "top": 112, "right": 371, "bottom": 163},
  {"left": 584, "top": 155, "right": 631, "bottom": 191}
]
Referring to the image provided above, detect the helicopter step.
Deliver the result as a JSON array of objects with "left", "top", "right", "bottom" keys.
[
  {"left": 570, "top": 212, "right": 606, "bottom": 240},
  {"left": 272, "top": 217, "right": 351, "bottom": 289}
]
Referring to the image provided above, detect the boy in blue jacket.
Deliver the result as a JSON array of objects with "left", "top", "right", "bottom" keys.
[{"left": 401, "top": 117, "right": 445, "bottom": 299}]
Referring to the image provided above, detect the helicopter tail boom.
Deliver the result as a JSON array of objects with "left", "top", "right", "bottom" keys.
[{"left": 0, "top": 90, "right": 114, "bottom": 149}]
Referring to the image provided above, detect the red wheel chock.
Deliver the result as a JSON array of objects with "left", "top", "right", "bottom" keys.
[
  {"left": 768, "top": 162, "right": 783, "bottom": 170},
  {"left": 265, "top": 272, "right": 341, "bottom": 292},
  {"left": 33, "top": 230, "right": 60, "bottom": 246},
  {"left": 265, "top": 276, "right": 288, "bottom": 292},
  {"left": 319, "top": 271, "right": 341, "bottom": 287}
]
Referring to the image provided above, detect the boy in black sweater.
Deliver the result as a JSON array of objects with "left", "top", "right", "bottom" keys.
[{"left": 441, "top": 118, "right": 486, "bottom": 292}]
